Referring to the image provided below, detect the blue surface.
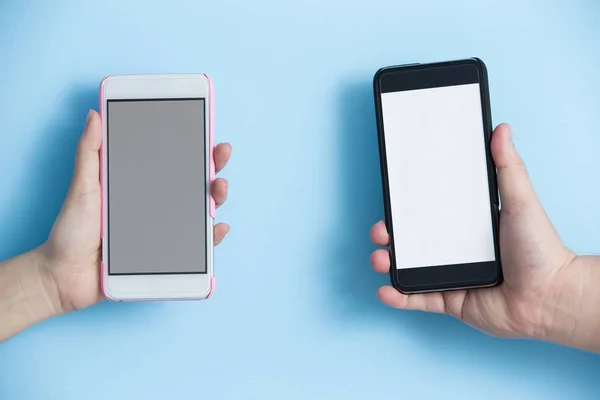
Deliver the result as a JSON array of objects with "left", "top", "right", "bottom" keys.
[{"left": 1, "top": 0, "right": 600, "bottom": 398}]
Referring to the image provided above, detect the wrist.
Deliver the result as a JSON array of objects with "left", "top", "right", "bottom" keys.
[
  {"left": 537, "top": 254, "right": 600, "bottom": 352},
  {"left": 31, "top": 246, "right": 65, "bottom": 318},
  {"left": 18, "top": 247, "right": 65, "bottom": 321},
  {"left": 536, "top": 251, "right": 577, "bottom": 343},
  {"left": 0, "top": 247, "right": 63, "bottom": 342}
]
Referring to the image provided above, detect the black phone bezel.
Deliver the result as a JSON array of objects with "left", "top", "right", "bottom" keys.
[{"left": 373, "top": 58, "right": 503, "bottom": 294}]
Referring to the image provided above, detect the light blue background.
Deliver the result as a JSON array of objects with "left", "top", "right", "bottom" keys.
[{"left": 1, "top": 0, "right": 599, "bottom": 398}]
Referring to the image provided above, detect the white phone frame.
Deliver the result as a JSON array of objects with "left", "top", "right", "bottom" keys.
[{"left": 100, "top": 74, "right": 214, "bottom": 301}]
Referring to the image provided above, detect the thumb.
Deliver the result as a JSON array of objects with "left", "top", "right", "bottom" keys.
[
  {"left": 69, "top": 110, "right": 102, "bottom": 198},
  {"left": 491, "top": 123, "right": 538, "bottom": 214}
]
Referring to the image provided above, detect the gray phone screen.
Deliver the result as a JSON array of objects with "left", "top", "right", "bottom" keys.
[{"left": 107, "top": 99, "right": 206, "bottom": 275}]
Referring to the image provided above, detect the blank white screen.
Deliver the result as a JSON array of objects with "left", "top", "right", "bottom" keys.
[{"left": 381, "top": 83, "right": 495, "bottom": 269}]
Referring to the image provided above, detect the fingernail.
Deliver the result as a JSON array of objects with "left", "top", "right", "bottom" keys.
[
  {"left": 85, "top": 110, "right": 94, "bottom": 127},
  {"left": 504, "top": 125, "right": 512, "bottom": 143}
]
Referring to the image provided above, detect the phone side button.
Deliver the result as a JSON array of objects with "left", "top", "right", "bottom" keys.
[
  {"left": 493, "top": 203, "right": 500, "bottom": 225},
  {"left": 100, "top": 261, "right": 105, "bottom": 298},
  {"left": 210, "top": 197, "right": 216, "bottom": 219},
  {"left": 210, "top": 146, "right": 216, "bottom": 219}
]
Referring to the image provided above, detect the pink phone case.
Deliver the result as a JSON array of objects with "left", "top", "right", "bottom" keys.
[
  {"left": 99, "top": 74, "right": 216, "bottom": 301},
  {"left": 205, "top": 73, "right": 216, "bottom": 299}
]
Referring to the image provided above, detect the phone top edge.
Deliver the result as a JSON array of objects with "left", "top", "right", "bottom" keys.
[
  {"left": 100, "top": 74, "right": 210, "bottom": 96},
  {"left": 101, "top": 73, "right": 210, "bottom": 79},
  {"left": 375, "top": 58, "right": 485, "bottom": 75}
]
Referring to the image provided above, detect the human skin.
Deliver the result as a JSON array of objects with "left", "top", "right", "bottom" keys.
[
  {"left": 0, "top": 110, "right": 232, "bottom": 342},
  {"left": 370, "top": 123, "right": 600, "bottom": 353}
]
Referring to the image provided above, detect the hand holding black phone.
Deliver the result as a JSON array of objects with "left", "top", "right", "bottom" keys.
[{"left": 373, "top": 58, "right": 502, "bottom": 293}]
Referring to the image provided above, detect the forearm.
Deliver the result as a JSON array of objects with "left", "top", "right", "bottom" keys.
[
  {"left": 0, "top": 248, "right": 62, "bottom": 342},
  {"left": 541, "top": 255, "right": 600, "bottom": 353}
]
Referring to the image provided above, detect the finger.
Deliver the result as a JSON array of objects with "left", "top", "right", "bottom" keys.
[
  {"left": 491, "top": 124, "right": 539, "bottom": 214},
  {"left": 370, "top": 249, "right": 391, "bottom": 273},
  {"left": 214, "top": 143, "right": 232, "bottom": 174},
  {"left": 370, "top": 220, "right": 389, "bottom": 246},
  {"left": 70, "top": 110, "right": 102, "bottom": 197},
  {"left": 212, "top": 178, "right": 228, "bottom": 208},
  {"left": 377, "top": 286, "right": 448, "bottom": 314},
  {"left": 214, "top": 223, "right": 230, "bottom": 245}
]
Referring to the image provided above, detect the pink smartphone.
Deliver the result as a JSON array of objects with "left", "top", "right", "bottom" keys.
[{"left": 99, "top": 74, "right": 215, "bottom": 301}]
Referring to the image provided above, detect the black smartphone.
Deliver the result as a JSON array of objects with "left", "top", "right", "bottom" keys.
[{"left": 373, "top": 58, "right": 502, "bottom": 294}]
